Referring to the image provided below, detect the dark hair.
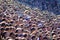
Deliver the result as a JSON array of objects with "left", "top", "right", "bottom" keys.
[
  {"left": 31, "top": 36, "right": 35, "bottom": 39},
  {"left": 15, "top": 30, "right": 18, "bottom": 33},
  {"left": 15, "top": 39, "right": 19, "bottom": 40},
  {"left": 1, "top": 32, "right": 6, "bottom": 38},
  {"left": 2, "top": 19, "right": 6, "bottom": 21},
  {"left": 1, "top": 23, "right": 6, "bottom": 26},
  {"left": 52, "top": 33, "right": 56, "bottom": 36},
  {"left": 10, "top": 21, "right": 14, "bottom": 23},
  {"left": 9, "top": 32, "right": 15, "bottom": 36},
  {"left": 8, "top": 24, "right": 12, "bottom": 26},
  {"left": 31, "top": 28, "right": 35, "bottom": 31},
  {"left": 3, "top": 15, "right": 6, "bottom": 18},
  {"left": 5, "top": 28, "right": 9, "bottom": 31},
  {"left": 1, "top": 28, "right": 5, "bottom": 31},
  {"left": 23, "top": 34, "right": 27, "bottom": 37},
  {"left": 43, "top": 37, "right": 48, "bottom": 40},
  {"left": 15, "top": 34, "right": 18, "bottom": 37},
  {"left": 53, "top": 39, "right": 55, "bottom": 40},
  {"left": 3, "top": 32, "right": 6, "bottom": 38},
  {"left": 58, "top": 32, "right": 60, "bottom": 34}
]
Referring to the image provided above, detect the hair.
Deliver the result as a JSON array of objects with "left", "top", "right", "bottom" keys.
[{"left": 15, "top": 39, "right": 19, "bottom": 40}]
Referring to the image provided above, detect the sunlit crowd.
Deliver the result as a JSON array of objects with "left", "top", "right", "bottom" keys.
[{"left": 0, "top": 0, "right": 60, "bottom": 40}]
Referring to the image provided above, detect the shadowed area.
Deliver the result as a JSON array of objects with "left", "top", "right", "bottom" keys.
[{"left": 18, "top": 0, "right": 60, "bottom": 15}]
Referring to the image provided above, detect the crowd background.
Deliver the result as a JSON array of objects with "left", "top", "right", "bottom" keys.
[
  {"left": 18, "top": 0, "right": 60, "bottom": 15},
  {"left": 0, "top": 0, "right": 60, "bottom": 40}
]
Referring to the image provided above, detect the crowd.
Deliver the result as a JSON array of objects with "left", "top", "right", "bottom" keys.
[{"left": 0, "top": 0, "right": 60, "bottom": 40}]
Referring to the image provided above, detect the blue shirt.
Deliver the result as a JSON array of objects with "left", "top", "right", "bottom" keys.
[{"left": 0, "top": 20, "right": 2, "bottom": 22}]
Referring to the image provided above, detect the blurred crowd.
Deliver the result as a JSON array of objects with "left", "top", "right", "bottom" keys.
[
  {"left": 18, "top": 0, "right": 60, "bottom": 15},
  {"left": 0, "top": 0, "right": 60, "bottom": 40}
]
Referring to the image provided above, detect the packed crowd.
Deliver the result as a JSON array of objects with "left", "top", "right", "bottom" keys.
[{"left": 0, "top": 0, "right": 60, "bottom": 40}]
